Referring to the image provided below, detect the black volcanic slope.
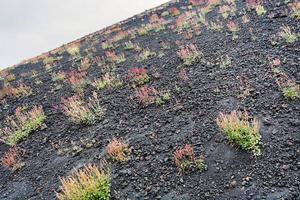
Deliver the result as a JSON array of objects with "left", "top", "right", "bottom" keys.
[{"left": 0, "top": 0, "right": 299, "bottom": 199}]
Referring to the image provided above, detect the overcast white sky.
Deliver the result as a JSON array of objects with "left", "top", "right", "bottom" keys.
[{"left": 0, "top": 0, "right": 168, "bottom": 69}]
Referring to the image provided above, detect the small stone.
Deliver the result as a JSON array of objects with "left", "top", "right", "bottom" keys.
[
  {"left": 36, "top": 176, "right": 42, "bottom": 181},
  {"left": 282, "top": 165, "right": 289, "bottom": 170},
  {"left": 230, "top": 180, "right": 237, "bottom": 187}
]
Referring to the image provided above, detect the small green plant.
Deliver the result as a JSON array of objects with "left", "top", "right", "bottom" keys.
[
  {"left": 66, "top": 45, "right": 80, "bottom": 57},
  {"left": 0, "top": 106, "right": 46, "bottom": 146},
  {"left": 67, "top": 71, "right": 87, "bottom": 94},
  {"left": 124, "top": 41, "right": 134, "bottom": 50},
  {"left": 281, "top": 85, "right": 300, "bottom": 99},
  {"left": 174, "top": 144, "right": 207, "bottom": 172},
  {"left": 137, "top": 26, "right": 149, "bottom": 36},
  {"left": 61, "top": 92, "right": 104, "bottom": 125},
  {"left": 255, "top": 5, "right": 266, "bottom": 16},
  {"left": 161, "top": 11, "right": 170, "bottom": 17},
  {"left": 279, "top": 26, "right": 298, "bottom": 44},
  {"left": 52, "top": 71, "right": 66, "bottom": 82},
  {"left": 209, "top": 21, "right": 223, "bottom": 32},
  {"left": 92, "top": 73, "right": 123, "bottom": 91},
  {"left": 219, "top": 55, "right": 231, "bottom": 69},
  {"left": 216, "top": 111, "right": 261, "bottom": 155},
  {"left": 277, "top": 77, "right": 299, "bottom": 100},
  {"left": 56, "top": 162, "right": 111, "bottom": 200},
  {"left": 102, "top": 41, "right": 114, "bottom": 50},
  {"left": 136, "top": 49, "right": 156, "bottom": 62},
  {"left": 43, "top": 56, "right": 57, "bottom": 65},
  {"left": 5, "top": 74, "right": 16, "bottom": 82},
  {"left": 154, "top": 90, "right": 171, "bottom": 106}
]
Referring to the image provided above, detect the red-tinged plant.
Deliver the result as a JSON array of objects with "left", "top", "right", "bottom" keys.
[
  {"left": 178, "top": 68, "right": 189, "bottom": 81},
  {"left": 219, "top": 5, "right": 231, "bottom": 19},
  {"left": 1, "top": 147, "right": 18, "bottom": 168},
  {"left": 134, "top": 86, "right": 171, "bottom": 106},
  {"left": 126, "top": 68, "right": 149, "bottom": 86},
  {"left": 105, "top": 51, "right": 126, "bottom": 64},
  {"left": 67, "top": 71, "right": 87, "bottom": 93},
  {"left": 78, "top": 57, "right": 91, "bottom": 72},
  {"left": 111, "top": 31, "right": 128, "bottom": 42},
  {"left": 189, "top": 0, "right": 207, "bottom": 6},
  {"left": 174, "top": 144, "right": 194, "bottom": 168},
  {"left": 150, "top": 19, "right": 166, "bottom": 32},
  {"left": 61, "top": 92, "right": 104, "bottom": 125},
  {"left": 272, "top": 58, "right": 281, "bottom": 67},
  {"left": 0, "top": 147, "right": 24, "bottom": 171},
  {"left": 135, "top": 86, "right": 158, "bottom": 105},
  {"left": 177, "top": 44, "right": 202, "bottom": 66},
  {"left": 182, "top": 30, "right": 194, "bottom": 40},
  {"left": 174, "top": 144, "right": 207, "bottom": 172},
  {"left": 106, "top": 137, "right": 130, "bottom": 162},
  {"left": 149, "top": 14, "right": 160, "bottom": 23},
  {"left": 289, "top": 2, "right": 300, "bottom": 19},
  {"left": 175, "top": 11, "right": 201, "bottom": 32},
  {"left": 227, "top": 21, "right": 238, "bottom": 32},
  {"left": 246, "top": 0, "right": 260, "bottom": 9},
  {"left": 169, "top": 7, "right": 181, "bottom": 16},
  {"left": 269, "top": 58, "right": 281, "bottom": 74}
]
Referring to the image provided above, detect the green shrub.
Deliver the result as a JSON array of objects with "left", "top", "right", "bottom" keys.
[
  {"left": 216, "top": 111, "right": 261, "bottom": 155},
  {"left": 61, "top": 92, "right": 104, "bottom": 125},
  {"left": 0, "top": 106, "right": 46, "bottom": 145},
  {"left": 56, "top": 163, "right": 111, "bottom": 200},
  {"left": 281, "top": 85, "right": 299, "bottom": 100}
]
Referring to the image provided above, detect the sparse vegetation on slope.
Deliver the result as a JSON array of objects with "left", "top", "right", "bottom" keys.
[{"left": 0, "top": 0, "right": 299, "bottom": 199}]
